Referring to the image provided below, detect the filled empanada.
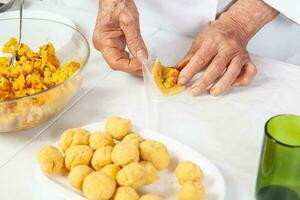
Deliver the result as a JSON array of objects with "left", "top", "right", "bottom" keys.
[{"left": 151, "top": 58, "right": 185, "bottom": 96}]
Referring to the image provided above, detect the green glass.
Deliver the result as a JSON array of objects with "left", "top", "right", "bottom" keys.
[{"left": 256, "top": 115, "right": 300, "bottom": 200}]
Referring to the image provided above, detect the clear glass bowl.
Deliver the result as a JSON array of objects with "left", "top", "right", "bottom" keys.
[{"left": 0, "top": 18, "right": 90, "bottom": 132}]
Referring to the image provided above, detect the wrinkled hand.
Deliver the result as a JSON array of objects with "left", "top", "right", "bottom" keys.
[
  {"left": 177, "top": 0, "right": 278, "bottom": 96},
  {"left": 177, "top": 20, "right": 256, "bottom": 96},
  {"left": 93, "top": 0, "right": 147, "bottom": 76}
]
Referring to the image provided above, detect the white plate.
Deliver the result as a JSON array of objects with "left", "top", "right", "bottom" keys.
[
  {"left": 35, "top": 122, "right": 226, "bottom": 200},
  {"left": 0, "top": 10, "right": 75, "bottom": 27}
]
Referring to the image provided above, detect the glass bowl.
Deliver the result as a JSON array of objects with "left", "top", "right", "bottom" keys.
[{"left": 0, "top": 18, "right": 90, "bottom": 132}]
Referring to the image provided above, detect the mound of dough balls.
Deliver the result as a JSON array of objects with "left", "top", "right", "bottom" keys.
[
  {"left": 65, "top": 145, "right": 93, "bottom": 170},
  {"left": 140, "top": 140, "right": 170, "bottom": 170},
  {"left": 89, "top": 132, "right": 114, "bottom": 150},
  {"left": 140, "top": 194, "right": 162, "bottom": 200},
  {"left": 83, "top": 172, "right": 116, "bottom": 200},
  {"left": 91, "top": 146, "right": 113, "bottom": 170},
  {"left": 111, "top": 141, "right": 140, "bottom": 166},
  {"left": 37, "top": 116, "right": 206, "bottom": 200},
  {"left": 117, "top": 162, "right": 146, "bottom": 189},
  {"left": 68, "top": 165, "right": 93, "bottom": 190},
  {"left": 113, "top": 186, "right": 139, "bottom": 200},
  {"left": 176, "top": 161, "right": 204, "bottom": 185},
  {"left": 178, "top": 181, "right": 205, "bottom": 200},
  {"left": 59, "top": 128, "right": 90, "bottom": 152},
  {"left": 37, "top": 145, "right": 65, "bottom": 174},
  {"left": 105, "top": 116, "right": 132, "bottom": 140}
]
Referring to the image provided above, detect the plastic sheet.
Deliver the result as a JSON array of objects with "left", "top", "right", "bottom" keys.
[{"left": 142, "top": 50, "right": 300, "bottom": 199}]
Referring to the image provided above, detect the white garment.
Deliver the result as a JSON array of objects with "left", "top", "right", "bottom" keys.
[
  {"left": 51, "top": 0, "right": 300, "bottom": 65},
  {"left": 56, "top": 0, "right": 300, "bottom": 36}
]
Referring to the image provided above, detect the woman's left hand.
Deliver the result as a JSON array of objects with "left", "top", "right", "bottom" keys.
[
  {"left": 177, "top": 0, "right": 278, "bottom": 96},
  {"left": 177, "top": 20, "right": 256, "bottom": 96}
]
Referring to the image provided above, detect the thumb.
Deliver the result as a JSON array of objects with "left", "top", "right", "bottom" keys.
[{"left": 119, "top": 11, "right": 148, "bottom": 62}]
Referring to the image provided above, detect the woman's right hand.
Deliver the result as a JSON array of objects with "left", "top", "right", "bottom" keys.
[{"left": 93, "top": 0, "right": 148, "bottom": 76}]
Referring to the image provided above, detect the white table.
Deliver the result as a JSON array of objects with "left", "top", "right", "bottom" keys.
[{"left": 0, "top": 2, "right": 300, "bottom": 200}]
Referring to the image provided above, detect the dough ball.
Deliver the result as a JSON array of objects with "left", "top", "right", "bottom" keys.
[
  {"left": 68, "top": 165, "right": 93, "bottom": 190},
  {"left": 105, "top": 116, "right": 132, "bottom": 140},
  {"left": 91, "top": 146, "right": 113, "bottom": 170},
  {"left": 83, "top": 172, "right": 116, "bottom": 200},
  {"left": 175, "top": 161, "right": 204, "bottom": 185},
  {"left": 140, "top": 161, "right": 159, "bottom": 185},
  {"left": 178, "top": 181, "right": 205, "bottom": 200},
  {"left": 122, "top": 133, "right": 143, "bottom": 147},
  {"left": 113, "top": 186, "right": 139, "bottom": 200},
  {"left": 117, "top": 162, "right": 146, "bottom": 189},
  {"left": 112, "top": 141, "right": 139, "bottom": 166},
  {"left": 37, "top": 145, "right": 65, "bottom": 174},
  {"left": 140, "top": 140, "right": 170, "bottom": 170},
  {"left": 140, "top": 194, "right": 162, "bottom": 200},
  {"left": 59, "top": 128, "right": 90, "bottom": 152},
  {"left": 65, "top": 145, "right": 93, "bottom": 170},
  {"left": 100, "top": 164, "right": 121, "bottom": 180},
  {"left": 89, "top": 132, "right": 115, "bottom": 150}
]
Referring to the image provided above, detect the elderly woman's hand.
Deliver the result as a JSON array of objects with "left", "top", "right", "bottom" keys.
[
  {"left": 93, "top": 0, "right": 147, "bottom": 76},
  {"left": 178, "top": 0, "right": 278, "bottom": 96}
]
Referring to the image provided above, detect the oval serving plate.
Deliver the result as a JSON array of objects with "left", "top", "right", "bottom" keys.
[{"left": 35, "top": 122, "right": 226, "bottom": 200}]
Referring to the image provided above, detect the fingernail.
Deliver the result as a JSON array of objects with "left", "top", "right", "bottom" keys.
[
  {"left": 178, "top": 77, "right": 187, "bottom": 85},
  {"left": 210, "top": 87, "right": 221, "bottom": 96},
  {"left": 190, "top": 87, "right": 200, "bottom": 96},
  {"left": 136, "top": 50, "right": 147, "bottom": 62}
]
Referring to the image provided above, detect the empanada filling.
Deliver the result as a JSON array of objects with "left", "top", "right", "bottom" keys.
[{"left": 161, "top": 68, "right": 180, "bottom": 88}]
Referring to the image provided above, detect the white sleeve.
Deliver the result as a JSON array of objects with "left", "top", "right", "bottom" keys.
[{"left": 263, "top": 0, "right": 300, "bottom": 24}]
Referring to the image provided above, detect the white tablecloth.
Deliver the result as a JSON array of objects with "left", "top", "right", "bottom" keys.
[{"left": 0, "top": 2, "right": 300, "bottom": 200}]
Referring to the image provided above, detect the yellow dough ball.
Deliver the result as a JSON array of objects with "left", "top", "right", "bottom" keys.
[
  {"left": 111, "top": 141, "right": 139, "bottom": 166},
  {"left": 91, "top": 146, "right": 113, "bottom": 170},
  {"left": 100, "top": 164, "right": 121, "bottom": 180},
  {"left": 122, "top": 133, "right": 143, "bottom": 147},
  {"left": 83, "top": 172, "right": 116, "bottom": 200},
  {"left": 59, "top": 128, "right": 90, "bottom": 152},
  {"left": 175, "top": 161, "right": 204, "bottom": 185},
  {"left": 140, "top": 140, "right": 170, "bottom": 170},
  {"left": 65, "top": 145, "right": 93, "bottom": 170},
  {"left": 68, "top": 165, "right": 93, "bottom": 190},
  {"left": 178, "top": 181, "right": 205, "bottom": 200},
  {"left": 105, "top": 116, "right": 132, "bottom": 140},
  {"left": 117, "top": 162, "right": 146, "bottom": 189},
  {"left": 89, "top": 132, "right": 115, "bottom": 150},
  {"left": 113, "top": 186, "right": 140, "bottom": 200},
  {"left": 140, "top": 161, "right": 159, "bottom": 185},
  {"left": 140, "top": 194, "right": 162, "bottom": 200},
  {"left": 37, "top": 145, "right": 65, "bottom": 174}
]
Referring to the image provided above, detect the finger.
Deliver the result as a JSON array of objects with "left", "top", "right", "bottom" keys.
[
  {"left": 93, "top": 29, "right": 126, "bottom": 52},
  {"left": 190, "top": 52, "right": 231, "bottom": 96},
  {"left": 178, "top": 43, "right": 217, "bottom": 85},
  {"left": 233, "top": 61, "right": 257, "bottom": 86},
  {"left": 209, "top": 56, "right": 244, "bottom": 96},
  {"left": 176, "top": 43, "right": 201, "bottom": 69},
  {"left": 119, "top": 11, "right": 148, "bottom": 61},
  {"left": 102, "top": 46, "right": 141, "bottom": 73},
  {"left": 177, "top": 53, "right": 194, "bottom": 70},
  {"left": 134, "top": 69, "right": 143, "bottom": 77},
  {"left": 93, "top": 26, "right": 142, "bottom": 73}
]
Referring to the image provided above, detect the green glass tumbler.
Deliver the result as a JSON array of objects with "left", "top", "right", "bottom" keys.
[{"left": 256, "top": 115, "right": 300, "bottom": 200}]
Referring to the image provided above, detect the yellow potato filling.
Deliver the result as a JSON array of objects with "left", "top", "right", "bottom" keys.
[
  {"left": 161, "top": 67, "right": 180, "bottom": 88},
  {"left": 0, "top": 37, "right": 80, "bottom": 101}
]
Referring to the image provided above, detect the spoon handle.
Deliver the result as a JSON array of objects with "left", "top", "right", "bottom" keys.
[{"left": 18, "top": 0, "right": 24, "bottom": 49}]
